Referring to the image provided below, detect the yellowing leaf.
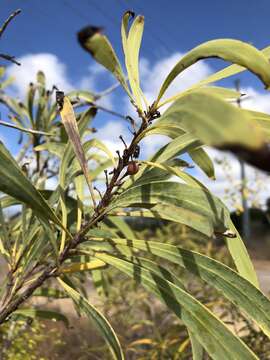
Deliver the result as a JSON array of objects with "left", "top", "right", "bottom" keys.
[
  {"left": 59, "top": 96, "right": 96, "bottom": 208},
  {"left": 60, "top": 259, "right": 106, "bottom": 273}
]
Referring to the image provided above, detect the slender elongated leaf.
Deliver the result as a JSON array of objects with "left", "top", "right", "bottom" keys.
[
  {"left": 67, "top": 90, "right": 95, "bottom": 103},
  {"left": 83, "top": 138, "right": 116, "bottom": 166},
  {"left": 109, "top": 175, "right": 258, "bottom": 285},
  {"left": 137, "top": 123, "right": 185, "bottom": 141},
  {"left": 60, "top": 259, "right": 106, "bottom": 273},
  {"left": 158, "top": 85, "right": 241, "bottom": 109},
  {"left": 125, "top": 15, "right": 145, "bottom": 109},
  {"left": 189, "top": 45, "right": 270, "bottom": 89},
  {"left": 108, "top": 180, "right": 228, "bottom": 236},
  {"left": 33, "top": 287, "right": 68, "bottom": 299},
  {"left": 189, "top": 331, "right": 204, "bottom": 360},
  {"left": 0, "top": 142, "right": 64, "bottom": 229},
  {"left": 14, "top": 309, "right": 69, "bottom": 326},
  {"left": 58, "top": 278, "right": 124, "bottom": 360},
  {"left": 189, "top": 147, "right": 215, "bottom": 179},
  {"left": 107, "top": 216, "right": 135, "bottom": 239},
  {"left": 157, "top": 39, "right": 270, "bottom": 103},
  {"left": 77, "top": 26, "right": 129, "bottom": 95},
  {"left": 90, "top": 237, "right": 270, "bottom": 336},
  {"left": 35, "top": 142, "right": 65, "bottom": 157},
  {"left": 94, "top": 253, "right": 258, "bottom": 360}
]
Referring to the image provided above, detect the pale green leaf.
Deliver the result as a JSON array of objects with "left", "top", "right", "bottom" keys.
[
  {"left": 189, "top": 147, "right": 215, "bottom": 179},
  {"left": 58, "top": 278, "right": 124, "bottom": 360},
  {"left": 189, "top": 45, "right": 270, "bottom": 89},
  {"left": 77, "top": 27, "right": 130, "bottom": 95},
  {"left": 157, "top": 39, "right": 270, "bottom": 103},
  {"left": 160, "top": 89, "right": 264, "bottom": 149}
]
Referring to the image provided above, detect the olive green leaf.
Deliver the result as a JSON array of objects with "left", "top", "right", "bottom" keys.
[
  {"left": 94, "top": 253, "right": 258, "bottom": 360},
  {"left": 58, "top": 278, "right": 124, "bottom": 360}
]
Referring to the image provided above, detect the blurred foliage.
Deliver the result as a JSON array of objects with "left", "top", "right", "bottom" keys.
[
  {"left": 0, "top": 319, "right": 64, "bottom": 360},
  {"left": 2, "top": 224, "right": 269, "bottom": 359}
]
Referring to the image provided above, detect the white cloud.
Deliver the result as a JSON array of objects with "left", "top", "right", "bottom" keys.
[
  {"left": 240, "top": 86, "right": 270, "bottom": 113},
  {"left": 78, "top": 63, "right": 107, "bottom": 90},
  {"left": 6, "top": 53, "right": 114, "bottom": 109},
  {"left": 140, "top": 52, "right": 212, "bottom": 105},
  {"left": 6, "top": 53, "right": 73, "bottom": 99}
]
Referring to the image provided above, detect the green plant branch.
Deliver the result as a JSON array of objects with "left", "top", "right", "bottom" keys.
[{"left": 0, "top": 103, "right": 160, "bottom": 325}]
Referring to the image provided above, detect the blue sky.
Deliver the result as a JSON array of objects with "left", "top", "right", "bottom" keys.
[
  {"left": 2, "top": 0, "right": 270, "bottom": 90},
  {"left": 1, "top": 0, "right": 270, "bottom": 207}
]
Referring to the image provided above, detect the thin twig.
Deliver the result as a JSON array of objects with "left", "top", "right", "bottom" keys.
[
  {"left": 97, "top": 81, "right": 122, "bottom": 98},
  {"left": 74, "top": 101, "right": 128, "bottom": 121},
  {"left": 92, "top": 103, "right": 128, "bottom": 120},
  {"left": 0, "top": 119, "right": 53, "bottom": 136},
  {"left": 0, "top": 54, "right": 20, "bottom": 66},
  {"left": 0, "top": 9, "right": 21, "bottom": 38}
]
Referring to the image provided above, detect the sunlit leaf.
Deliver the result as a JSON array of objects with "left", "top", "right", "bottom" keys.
[
  {"left": 77, "top": 26, "right": 129, "bottom": 95},
  {"left": 160, "top": 89, "right": 265, "bottom": 149},
  {"left": 156, "top": 39, "right": 270, "bottom": 103}
]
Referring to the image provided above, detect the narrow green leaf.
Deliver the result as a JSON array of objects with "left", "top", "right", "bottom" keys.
[
  {"left": 60, "top": 259, "right": 106, "bottom": 273},
  {"left": 189, "top": 331, "right": 204, "bottom": 360},
  {"left": 109, "top": 181, "right": 228, "bottom": 237},
  {"left": 157, "top": 39, "right": 270, "bottom": 103},
  {"left": 125, "top": 15, "right": 145, "bottom": 109},
  {"left": 14, "top": 308, "right": 69, "bottom": 327},
  {"left": 0, "top": 142, "right": 65, "bottom": 230},
  {"left": 77, "top": 26, "right": 129, "bottom": 95},
  {"left": 58, "top": 278, "right": 124, "bottom": 360},
  {"left": 189, "top": 45, "right": 270, "bottom": 89},
  {"left": 67, "top": 90, "right": 95, "bottom": 103},
  {"left": 26, "top": 82, "right": 36, "bottom": 125},
  {"left": 107, "top": 216, "right": 135, "bottom": 239},
  {"left": 33, "top": 287, "right": 68, "bottom": 299},
  {"left": 189, "top": 147, "right": 215, "bottom": 179},
  {"left": 94, "top": 238, "right": 269, "bottom": 335},
  {"left": 158, "top": 85, "right": 241, "bottom": 109},
  {"left": 95, "top": 253, "right": 258, "bottom": 360}
]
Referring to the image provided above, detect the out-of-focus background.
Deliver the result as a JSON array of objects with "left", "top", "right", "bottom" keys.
[{"left": 1, "top": 1, "right": 270, "bottom": 358}]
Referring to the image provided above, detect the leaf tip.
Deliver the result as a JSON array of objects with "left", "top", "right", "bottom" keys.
[{"left": 77, "top": 25, "right": 104, "bottom": 51}]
